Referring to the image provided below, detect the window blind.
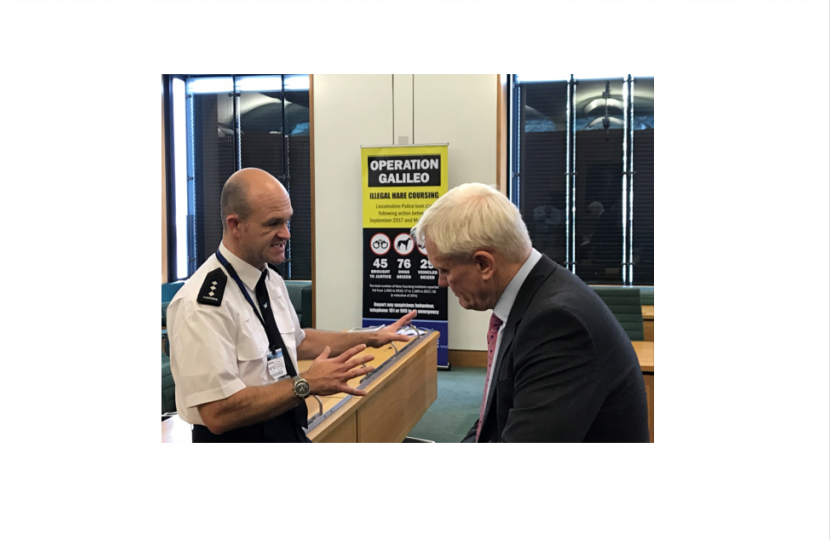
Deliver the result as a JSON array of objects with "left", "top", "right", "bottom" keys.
[
  {"left": 511, "top": 75, "right": 654, "bottom": 286},
  {"left": 632, "top": 77, "right": 654, "bottom": 285},
  {"left": 517, "top": 81, "right": 569, "bottom": 265},
  {"left": 179, "top": 75, "right": 312, "bottom": 280}
]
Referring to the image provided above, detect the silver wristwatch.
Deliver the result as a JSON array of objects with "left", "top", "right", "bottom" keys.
[{"left": 293, "top": 375, "right": 311, "bottom": 399}]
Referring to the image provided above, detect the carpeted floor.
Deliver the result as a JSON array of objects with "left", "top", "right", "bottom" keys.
[{"left": 406, "top": 367, "right": 486, "bottom": 443}]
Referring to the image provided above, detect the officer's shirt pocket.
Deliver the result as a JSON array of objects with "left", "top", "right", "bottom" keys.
[{"left": 237, "top": 316, "right": 270, "bottom": 386}]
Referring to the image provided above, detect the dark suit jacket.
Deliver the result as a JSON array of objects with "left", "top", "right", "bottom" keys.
[{"left": 463, "top": 255, "right": 650, "bottom": 443}]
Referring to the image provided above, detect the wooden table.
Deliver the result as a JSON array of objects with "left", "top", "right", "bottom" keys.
[
  {"left": 642, "top": 305, "right": 654, "bottom": 341},
  {"left": 633, "top": 340, "right": 653, "bottom": 372},
  {"left": 632, "top": 340, "right": 654, "bottom": 443},
  {"left": 162, "top": 331, "right": 439, "bottom": 443}
]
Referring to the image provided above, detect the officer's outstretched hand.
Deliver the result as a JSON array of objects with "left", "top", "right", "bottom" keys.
[
  {"left": 368, "top": 309, "right": 418, "bottom": 348},
  {"left": 302, "top": 345, "right": 375, "bottom": 397}
]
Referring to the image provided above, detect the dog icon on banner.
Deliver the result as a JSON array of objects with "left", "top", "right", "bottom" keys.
[{"left": 393, "top": 233, "right": 415, "bottom": 256}]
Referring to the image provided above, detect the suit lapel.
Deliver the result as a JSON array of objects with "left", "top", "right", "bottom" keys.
[{"left": 480, "top": 255, "right": 559, "bottom": 433}]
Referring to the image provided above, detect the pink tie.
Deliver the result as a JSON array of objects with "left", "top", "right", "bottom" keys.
[{"left": 476, "top": 313, "right": 503, "bottom": 442}]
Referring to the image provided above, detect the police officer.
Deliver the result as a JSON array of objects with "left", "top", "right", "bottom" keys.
[{"left": 167, "top": 168, "right": 417, "bottom": 442}]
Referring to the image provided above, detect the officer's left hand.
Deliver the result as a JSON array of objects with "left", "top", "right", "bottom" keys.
[{"left": 368, "top": 310, "right": 418, "bottom": 348}]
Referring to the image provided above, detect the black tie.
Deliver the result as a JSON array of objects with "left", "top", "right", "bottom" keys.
[{"left": 255, "top": 270, "right": 308, "bottom": 429}]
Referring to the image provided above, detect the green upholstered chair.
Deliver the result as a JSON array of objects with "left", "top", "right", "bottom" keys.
[
  {"left": 284, "top": 280, "right": 313, "bottom": 328},
  {"left": 162, "top": 301, "right": 170, "bottom": 328},
  {"left": 162, "top": 352, "right": 176, "bottom": 416},
  {"left": 162, "top": 281, "right": 185, "bottom": 303},
  {"left": 590, "top": 286, "right": 645, "bottom": 341},
  {"left": 162, "top": 300, "right": 175, "bottom": 416},
  {"left": 639, "top": 286, "right": 654, "bottom": 306}
]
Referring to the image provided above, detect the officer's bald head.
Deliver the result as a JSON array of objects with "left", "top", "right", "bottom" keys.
[{"left": 221, "top": 168, "right": 287, "bottom": 233}]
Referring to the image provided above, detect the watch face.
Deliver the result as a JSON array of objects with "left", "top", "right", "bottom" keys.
[{"left": 296, "top": 379, "right": 310, "bottom": 397}]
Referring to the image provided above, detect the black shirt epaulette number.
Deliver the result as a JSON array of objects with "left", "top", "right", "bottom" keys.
[{"left": 197, "top": 268, "right": 227, "bottom": 306}]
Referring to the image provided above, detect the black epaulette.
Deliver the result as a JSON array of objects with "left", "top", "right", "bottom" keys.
[{"left": 197, "top": 267, "right": 227, "bottom": 306}]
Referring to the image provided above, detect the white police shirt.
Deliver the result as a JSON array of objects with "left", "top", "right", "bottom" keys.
[{"left": 167, "top": 242, "right": 306, "bottom": 426}]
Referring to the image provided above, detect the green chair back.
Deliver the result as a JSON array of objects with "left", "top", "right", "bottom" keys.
[
  {"left": 285, "top": 280, "right": 313, "bottom": 328},
  {"left": 162, "top": 281, "right": 185, "bottom": 303},
  {"left": 162, "top": 353, "right": 176, "bottom": 415},
  {"left": 162, "top": 329, "right": 169, "bottom": 356},
  {"left": 590, "top": 286, "right": 645, "bottom": 341},
  {"left": 639, "top": 286, "right": 654, "bottom": 306}
]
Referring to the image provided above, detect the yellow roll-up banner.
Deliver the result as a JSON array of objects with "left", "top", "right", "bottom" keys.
[{"left": 361, "top": 144, "right": 449, "bottom": 367}]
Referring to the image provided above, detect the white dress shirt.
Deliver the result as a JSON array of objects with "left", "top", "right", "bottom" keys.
[
  {"left": 167, "top": 242, "right": 306, "bottom": 426},
  {"left": 484, "top": 248, "right": 542, "bottom": 409}
]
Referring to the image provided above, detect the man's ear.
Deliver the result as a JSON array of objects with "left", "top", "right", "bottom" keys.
[
  {"left": 473, "top": 251, "right": 496, "bottom": 280},
  {"left": 226, "top": 214, "right": 242, "bottom": 235}
]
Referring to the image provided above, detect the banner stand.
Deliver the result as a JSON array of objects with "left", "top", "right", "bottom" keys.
[{"left": 361, "top": 144, "right": 450, "bottom": 368}]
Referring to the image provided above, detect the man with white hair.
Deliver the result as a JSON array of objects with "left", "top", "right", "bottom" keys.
[{"left": 411, "top": 183, "right": 649, "bottom": 442}]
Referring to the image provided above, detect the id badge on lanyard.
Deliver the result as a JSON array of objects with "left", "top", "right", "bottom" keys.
[{"left": 267, "top": 349, "right": 290, "bottom": 381}]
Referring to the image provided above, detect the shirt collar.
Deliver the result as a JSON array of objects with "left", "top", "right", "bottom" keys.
[
  {"left": 218, "top": 242, "right": 265, "bottom": 292},
  {"left": 492, "top": 248, "right": 542, "bottom": 323}
]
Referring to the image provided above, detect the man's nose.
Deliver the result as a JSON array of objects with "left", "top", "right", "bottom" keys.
[{"left": 278, "top": 223, "right": 291, "bottom": 239}]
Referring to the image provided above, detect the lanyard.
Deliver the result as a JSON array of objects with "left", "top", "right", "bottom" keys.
[{"left": 215, "top": 249, "right": 273, "bottom": 351}]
